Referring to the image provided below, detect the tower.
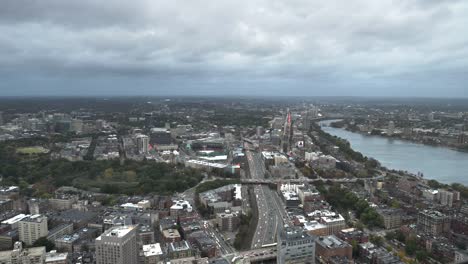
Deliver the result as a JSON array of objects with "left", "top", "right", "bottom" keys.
[{"left": 95, "top": 225, "right": 138, "bottom": 264}]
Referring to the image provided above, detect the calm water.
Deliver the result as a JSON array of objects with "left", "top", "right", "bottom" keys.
[{"left": 319, "top": 120, "right": 468, "bottom": 185}]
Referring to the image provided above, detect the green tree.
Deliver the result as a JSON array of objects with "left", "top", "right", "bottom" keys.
[
  {"left": 32, "top": 237, "right": 55, "bottom": 251},
  {"left": 405, "top": 238, "right": 418, "bottom": 256}
]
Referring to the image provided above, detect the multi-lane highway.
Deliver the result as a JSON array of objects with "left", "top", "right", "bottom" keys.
[{"left": 246, "top": 150, "right": 286, "bottom": 249}]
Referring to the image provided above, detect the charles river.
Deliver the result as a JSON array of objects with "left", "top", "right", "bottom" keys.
[{"left": 318, "top": 120, "right": 468, "bottom": 186}]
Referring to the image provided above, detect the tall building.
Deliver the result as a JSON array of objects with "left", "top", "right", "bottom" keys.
[
  {"left": 95, "top": 225, "right": 138, "bottom": 264},
  {"left": 0, "top": 111, "right": 3, "bottom": 126},
  {"left": 136, "top": 135, "right": 150, "bottom": 154},
  {"left": 277, "top": 226, "right": 316, "bottom": 264},
  {"left": 0, "top": 242, "right": 45, "bottom": 264},
  {"left": 417, "top": 210, "right": 450, "bottom": 236},
  {"left": 438, "top": 189, "right": 454, "bottom": 207},
  {"left": 18, "top": 215, "right": 48, "bottom": 246},
  {"left": 387, "top": 121, "right": 395, "bottom": 135}
]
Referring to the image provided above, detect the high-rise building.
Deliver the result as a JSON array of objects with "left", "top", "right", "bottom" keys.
[
  {"left": 18, "top": 215, "right": 48, "bottom": 246},
  {"left": 136, "top": 135, "right": 150, "bottom": 154},
  {"left": 438, "top": 189, "right": 454, "bottom": 207},
  {"left": 387, "top": 121, "right": 395, "bottom": 135},
  {"left": 277, "top": 226, "right": 316, "bottom": 264},
  {"left": 95, "top": 225, "right": 138, "bottom": 264},
  {"left": 0, "top": 111, "right": 4, "bottom": 126}
]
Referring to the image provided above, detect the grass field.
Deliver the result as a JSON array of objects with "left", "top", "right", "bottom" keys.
[{"left": 16, "top": 146, "right": 49, "bottom": 155}]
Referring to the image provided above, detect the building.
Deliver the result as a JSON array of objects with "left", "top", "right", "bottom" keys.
[
  {"left": 136, "top": 134, "right": 150, "bottom": 154},
  {"left": 142, "top": 243, "right": 164, "bottom": 264},
  {"left": 315, "top": 235, "right": 352, "bottom": 263},
  {"left": 277, "top": 226, "right": 316, "bottom": 264},
  {"left": 377, "top": 209, "right": 402, "bottom": 229},
  {"left": 417, "top": 210, "right": 450, "bottom": 236},
  {"left": 439, "top": 189, "right": 454, "bottom": 207},
  {"left": 170, "top": 200, "right": 193, "bottom": 217},
  {"left": 189, "top": 231, "right": 218, "bottom": 258},
  {"left": 47, "top": 223, "right": 73, "bottom": 241},
  {"left": 95, "top": 225, "right": 138, "bottom": 264},
  {"left": 216, "top": 211, "right": 240, "bottom": 232},
  {"left": 70, "top": 119, "right": 83, "bottom": 133},
  {"left": 388, "top": 121, "right": 395, "bottom": 135},
  {"left": 167, "top": 241, "right": 194, "bottom": 260},
  {"left": 49, "top": 197, "right": 77, "bottom": 211},
  {"left": 320, "top": 214, "right": 346, "bottom": 235},
  {"left": 54, "top": 234, "right": 79, "bottom": 253},
  {"left": 18, "top": 215, "right": 48, "bottom": 246},
  {"left": 45, "top": 250, "right": 68, "bottom": 264},
  {"left": 138, "top": 225, "right": 155, "bottom": 246},
  {"left": 0, "top": 242, "right": 45, "bottom": 264},
  {"left": 162, "top": 229, "right": 182, "bottom": 243},
  {"left": 0, "top": 200, "right": 13, "bottom": 212},
  {"left": 337, "top": 228, "right": 368, "bottom": 244},
  {"left": 1, "top": 214, "right": 30, "bottom": 230}
]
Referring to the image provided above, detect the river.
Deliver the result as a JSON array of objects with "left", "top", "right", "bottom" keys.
[{"left": 318, "top": 120, "right": 468, "bottom": 185}]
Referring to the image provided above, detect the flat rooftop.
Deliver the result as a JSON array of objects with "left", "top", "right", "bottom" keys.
[
  {"left": 143, "top": 243, "right": 163, "bottom": 257},
  {"left": 96, "top": 225, "right": 135, "bottom": 240}
]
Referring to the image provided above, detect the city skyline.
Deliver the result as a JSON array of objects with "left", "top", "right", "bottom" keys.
[{"left": 1, "top": 0, "right": 468, "bottom": 97}]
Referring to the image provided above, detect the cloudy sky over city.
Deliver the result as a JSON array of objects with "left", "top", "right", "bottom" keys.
[{"left": 1, "top": 0, "right": 467, "bottom": 97}]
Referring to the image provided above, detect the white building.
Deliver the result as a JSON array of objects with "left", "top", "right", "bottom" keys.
[
  {"left": 142, "top": 243, "right": 164, "bottom": 264},
  {"left": 18, "top": 215, "right": 48, "bottom": 246},
  {"left": 136, "top": 134, "right": 150, "bottom": 154}
]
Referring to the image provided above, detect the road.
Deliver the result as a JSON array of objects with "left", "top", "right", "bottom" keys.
[
  {"left": 246, "top": 150, "right": 286, "bottom": 249},
  {"left": 204, "top": 221, "right": 236, "bottom": 255}
]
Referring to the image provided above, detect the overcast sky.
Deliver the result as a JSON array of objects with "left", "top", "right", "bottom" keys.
[{"left": 0, "top": 0, "right": 467, "bottom": 97}]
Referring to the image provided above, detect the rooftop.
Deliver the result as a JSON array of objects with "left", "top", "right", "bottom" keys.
[
  {"left": 143, "top": 243, "right": 163, "bottom": 257},
  {"left": 1, "top": 214, "right": 30, "bottom": 225},
  {"left": 96, "top": 225, "right": 135, "bottom": 240},
  {"left": 317, "top": 235, "right": 350, "bottom": 249}
]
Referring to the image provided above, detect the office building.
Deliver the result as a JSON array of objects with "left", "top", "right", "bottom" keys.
[
  {"left": 277, "top": 226, "right": 316, "bottom": 264},
  {"left": 18, "top": 215, "right": 48, "bottom": 246},
  {"left": 95, "top": 225, "right": 138, "bottom": 264}
]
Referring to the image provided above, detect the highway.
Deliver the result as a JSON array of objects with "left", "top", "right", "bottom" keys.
[{"left": 246, "top": 150, "right": 286, "bottom": 249}]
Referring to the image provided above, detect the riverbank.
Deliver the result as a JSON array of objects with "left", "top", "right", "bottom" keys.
[
  {"left": 328, "top": 120, "right": 468, "bottom": 153},
  {"left": 318, "top": 120, "right": 468, "bottom": 186}
]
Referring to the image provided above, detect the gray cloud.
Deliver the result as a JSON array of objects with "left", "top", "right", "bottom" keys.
[{"left": 0, "top": 0, "right": 467, "bottom": 96}]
